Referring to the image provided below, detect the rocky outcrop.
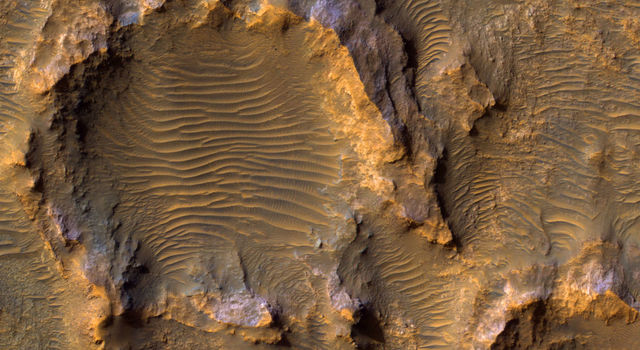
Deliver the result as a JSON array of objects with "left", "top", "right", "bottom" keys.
[{"left": 1, "top": 0, "right": 640, "bottom": 348}]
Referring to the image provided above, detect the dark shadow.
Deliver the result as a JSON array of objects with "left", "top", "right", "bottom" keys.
[
  {"left": 351, "top": 306, "right": 385, "bottom": 349},
  {"left": 433, "top": 148, "right": 449, "bottom": 219}
]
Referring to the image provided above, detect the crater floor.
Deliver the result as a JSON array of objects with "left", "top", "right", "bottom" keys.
[{"left": 2, "top": 0, "right": 640, "bottom": 349}]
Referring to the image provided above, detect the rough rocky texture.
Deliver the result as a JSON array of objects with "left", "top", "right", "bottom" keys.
[{"left": 1, "top": 0, "right": 640, "bottom": 348}]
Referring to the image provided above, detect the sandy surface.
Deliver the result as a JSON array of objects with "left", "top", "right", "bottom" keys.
[{"left": 1, "top": 0, "right": 640, "bottom": 348}]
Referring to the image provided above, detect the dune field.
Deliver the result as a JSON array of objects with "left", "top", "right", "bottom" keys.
[{"left": 1, "top": 0, "right": 640, "bottom": 348}]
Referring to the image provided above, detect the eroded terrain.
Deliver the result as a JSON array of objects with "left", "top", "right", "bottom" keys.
[{"left": 2, "top": 0, "right": 640, "bottom": 348}]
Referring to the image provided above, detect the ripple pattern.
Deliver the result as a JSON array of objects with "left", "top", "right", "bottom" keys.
[{"left": 79, "top": 13, "right": 349, "bottom": 347}]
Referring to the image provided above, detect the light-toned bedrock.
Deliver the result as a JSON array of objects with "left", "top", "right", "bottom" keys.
[
  {"left": 298, "top": 0, "right": 640, "bottom": 348},
  {"left": 23, "top": 0, "right": 398, "bottom": 348},
  {"left": 417, "top": 0, "right": 640, "bottom": 347},
  {"left": 5, "top": 0, "right": 640, "bottom": 348},
  {"left": 0, "top": 1, "right": 108, "bottom": 349}
]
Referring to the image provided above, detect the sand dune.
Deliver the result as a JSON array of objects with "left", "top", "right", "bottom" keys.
[
  {"left": 0, "top": 2, "right": 103, "bottom": 349},
  {"left": 97, "top": 12, "right": 346, "bottom": 323},
  {"left": 26, "top": 2, "right": 364, "bottom": 348},
  {"left": 2, "top": 0, "right": 640, "bottom": 348}
]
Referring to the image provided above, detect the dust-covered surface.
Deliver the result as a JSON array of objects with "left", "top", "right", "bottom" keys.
[{"left": 2, "top": 0, "right": 640, "bottom": 348}]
